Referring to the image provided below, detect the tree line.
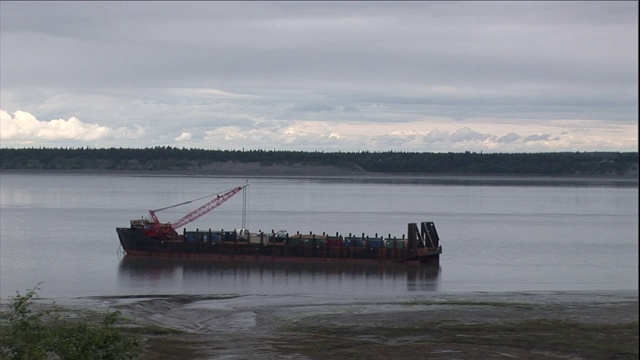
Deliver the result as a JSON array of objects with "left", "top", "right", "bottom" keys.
[{"left": 0, "top": 147, "right": 637, "bottom": 176}]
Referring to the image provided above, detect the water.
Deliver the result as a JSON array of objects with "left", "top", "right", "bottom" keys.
[{"left": 0, "top": 173, "right": 637, "bottom": 298}]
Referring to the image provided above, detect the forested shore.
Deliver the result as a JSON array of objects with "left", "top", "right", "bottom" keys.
[{"left": 0, "top": 147, "right": 637, "bottom": 177}]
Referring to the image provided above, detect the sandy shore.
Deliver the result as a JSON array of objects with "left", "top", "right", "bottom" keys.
[{"left": 9, "top": 290, "right": 637, "bottom": 359}]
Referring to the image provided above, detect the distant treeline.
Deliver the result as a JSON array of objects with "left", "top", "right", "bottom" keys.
[{"left": 0, "top": 147, "right": 638, "bottom": 176}]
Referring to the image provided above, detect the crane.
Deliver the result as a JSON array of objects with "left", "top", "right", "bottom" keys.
[{"left": 145, "top": 183, "right": 249, "bottom": 237}]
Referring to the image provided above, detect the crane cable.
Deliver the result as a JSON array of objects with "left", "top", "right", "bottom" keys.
[
  {"left": 151, "top": 186, "right": 243, "bottom": 213},
  {"left": 242, "top": 182, "right": 248, "bottom": 230}
]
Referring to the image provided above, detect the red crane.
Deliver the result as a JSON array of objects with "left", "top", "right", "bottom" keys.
[{"left": 145, "top": 184, "right": 248, "bottom": 237}]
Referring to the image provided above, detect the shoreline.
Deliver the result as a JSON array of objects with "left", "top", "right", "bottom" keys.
[
  {"left": 5, "top": 290, "right": 637, "bottom": 359},
  {"left": 1, "top": 167, "right": 638, "bottom": 181}
]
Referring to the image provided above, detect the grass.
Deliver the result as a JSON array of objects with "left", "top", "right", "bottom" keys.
[
  {"left": 404, "top": 299, "right": 543, "bottom": 309},
  {"left": 274, "top": 317, "right": 639, "bottom": 359}
]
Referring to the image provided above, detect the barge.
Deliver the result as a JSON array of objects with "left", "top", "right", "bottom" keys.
[{"left": 116, "top": 184, "right": 442, "bottom": 265}]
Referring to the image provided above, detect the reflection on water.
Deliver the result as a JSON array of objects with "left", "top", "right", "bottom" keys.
[
  {"left": 3, "top": 173, "right": 635, "bottom": 298},
  {"left": 117, "top": 256, "right": 441, "bottom": 294},
  {"left": 283, "top": 175, "right": 639, "bottom": 188}
]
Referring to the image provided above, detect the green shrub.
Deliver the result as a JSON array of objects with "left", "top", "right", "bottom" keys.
[{"left": 0, "top": 286, "right": 140, "bottom": 360}]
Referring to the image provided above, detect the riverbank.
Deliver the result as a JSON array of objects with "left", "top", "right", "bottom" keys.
[
  {"left": 2, "top": 149, "right": 637, "bottom": 178},
  {"left": 9, "top": 291, "right": 637, "bottom": 359},
  {"left": 0, "top": 163, "right": 365, "bottom": 177},
  {"left": 1, "top": 168, "right": 638, "bottom": 188}
]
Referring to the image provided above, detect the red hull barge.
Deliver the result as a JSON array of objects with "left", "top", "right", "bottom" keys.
[
  {"left": 116, "top": 221, "right": 442, "bottom": 265},
  {"left": 116, "top": 185, "right": 441, "bottom": 265}
]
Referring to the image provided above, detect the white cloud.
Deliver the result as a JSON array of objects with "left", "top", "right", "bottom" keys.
[
  {"left": 423, "top": 129, "right": 449, "bottom": 144},
  {"left": 0, "top": 109, "right": 144, "bottom": 145},
  {"left": 193, "top": 118, "right": 638, "bottom": 152},
  {"left": 1, "top": 109, "right": 636, "bottom": 152},
  {"left": 175, "top": 132, "right": 192, "bottom": 142}
]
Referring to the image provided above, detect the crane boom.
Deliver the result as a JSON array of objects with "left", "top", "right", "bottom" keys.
[
  {"left": 145, "top": 184, "right": 248, "bottom": 237},
  {"left": 170, "top": 185, "right": 246, "bottom": 229}
]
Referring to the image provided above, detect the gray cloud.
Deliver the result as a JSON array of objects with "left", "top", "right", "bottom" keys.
[
  {"left": 497, "top": 133, "right": 521, "bottom": 143},
  {"left": 449, "top": 127, "right": 491, "bottom": 143},
  {"left": 0, "top": 1, "right": 637, "bottom": 151},
  {"left": 524, "top": 134, "right": 552, "bottom": 142}
]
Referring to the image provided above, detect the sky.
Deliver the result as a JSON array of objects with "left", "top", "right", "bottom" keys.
[{"left": 1, "top": 1, "right": 638, "bottom": 153}]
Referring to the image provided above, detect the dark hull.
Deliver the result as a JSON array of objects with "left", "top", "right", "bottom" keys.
[{"left": 116, "top": 227, "right": 442, "bottom": 265}]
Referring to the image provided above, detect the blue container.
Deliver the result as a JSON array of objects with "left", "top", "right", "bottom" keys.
[
  {"left": 366, "top": 239, "right": 384, "bottom": 248},
  {"left": 345, "top": 238, "right": 365, "bottom": 248}
]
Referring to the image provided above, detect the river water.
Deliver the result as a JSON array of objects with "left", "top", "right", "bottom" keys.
[{"left": 0, "top": 173, "right": 637, "bottom": 298}]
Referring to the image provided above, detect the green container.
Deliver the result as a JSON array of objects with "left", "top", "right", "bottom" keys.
[
  {"left": 384, "top": 239, "right": 406, "bottom": 249},
  {"left": 303, "top": 238, "right": 325, "bottom": 246}
]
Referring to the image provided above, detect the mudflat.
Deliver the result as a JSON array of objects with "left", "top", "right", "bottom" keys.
[{"left": 14, "top": 291, "right": 637, "bottom": 359}]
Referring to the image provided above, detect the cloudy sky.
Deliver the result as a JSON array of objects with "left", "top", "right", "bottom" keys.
[{"left": 1, "top": 1, "right": 637, "bottom": 152}]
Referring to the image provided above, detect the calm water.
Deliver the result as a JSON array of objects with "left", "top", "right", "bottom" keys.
[{"left": 0, "top": 174, "right": 637, "bottom": 298}]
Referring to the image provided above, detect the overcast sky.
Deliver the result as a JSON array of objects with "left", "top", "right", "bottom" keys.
[{"left": 1, "top": 1, "right": 637, "bottom": 152}]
